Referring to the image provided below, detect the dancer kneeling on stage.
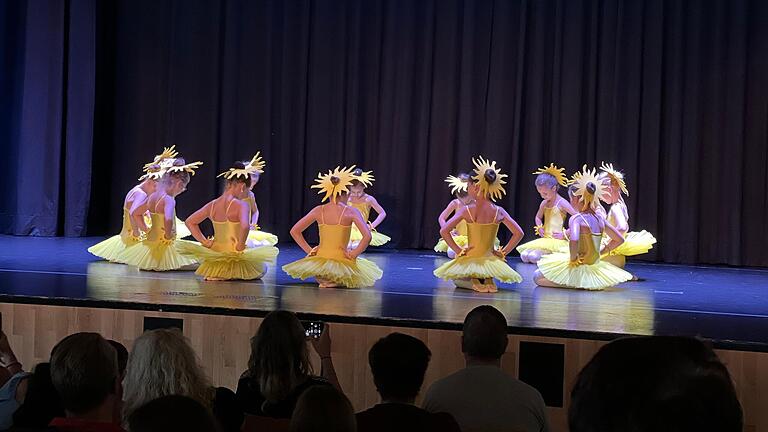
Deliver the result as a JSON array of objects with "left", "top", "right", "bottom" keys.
[
  {"left": 119, "top": 159, "right": 203, "bottom": 271},
  {"left": 534, "top": 166, "right": 633, "bottom": 290},
  {"left": 283, "top": 166, "right": 383, "bottom": 288},
  {"left": 433, "top": 156, "right": 524, "bottom": 293},
  {"left": 178, "top": 161, "right": 279, "bottom": 281}
]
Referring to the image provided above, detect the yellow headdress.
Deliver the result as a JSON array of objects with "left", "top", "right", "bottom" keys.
[
  {"left": 532, "top": 163, "right": 568, "bottom": 187},
  {"left": 143, "top": 145, "right": 179, "bottom": 171},
  {"left": 471, "top": 156, "right": 508, "bottom": 201},
  {"left": 138, "top": 164, "right": 165, "bottom": 181},
  {"left": 599, "top": 162, "right": 629, "bottom": 196},
  {"left": 570, "top": 165, "right": 607, "bottom": 211},
  {"left": 217, "top": 152, "right": 266, "bottom": 180},
  {"left": 311, "top": 166, "right": 356, "bottom": 203},
  {"left": 445, "top": 175, "right": 469, "bottom": 195},
  {"left": 166, "top": 161, "right": 204, "bottom": 176},
  {"left": 352, "top": 168, "right": 375, "bottom": 187}
]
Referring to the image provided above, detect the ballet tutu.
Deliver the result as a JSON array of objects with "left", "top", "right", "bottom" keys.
[
  {"left": 516, "top": 237, "right": 568, "bottom": 254},
  {"left": 608, "top": 230, "right": 657, "bottom": 257},
  {"left": 177, "top": 242, "right": 278, "bottom": 280},
  {"left": 118, "top": 238, "right": 199, "bottom": 271},
  {"left": 88, "top": 234, "right": 141, "bottom": 263},
  {"left": 246, "top": 229, "right": 279, "bottom": 247},
  {"left": 350, "top": 225, "right": 390, "bottom": 246},
  {"left": 434, "top": 255, "right": 522, "bottom": 283},
  {"left": 537, "top": 252, "right": 632, "bottom": 290},
  {"left": 434, "top": 236, "right": 501, "bottom": 253},
  {"left": 283, "top": 256, "right": 383, "bottom": 288}
]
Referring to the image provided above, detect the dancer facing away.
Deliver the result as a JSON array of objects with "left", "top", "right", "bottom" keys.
[
  {"left": 435, "top": 173, "right": 475, "bottom": 258},
  {"left": 433, "top": 156, "right": 524, "bottom": 293},
  {"left": 598, "top": 162, "right": 657, "bottom": 268},
  {"left": 347, "top": 168, "right": 390, "bottom": 249},
  {"left": 283, "top": 166, "right": 383, "bottom": 288},
  {"left": 534, "top": 166, "right": 633, "bottom": 290},
  {"left": 516, "top": 163, "right": 576, "bottom": 263},
  {"left": 239, "top": 153, "right": 279, "bottom": 247},
  {"left": 119, "top": 159, "right": 203, "bottom": 271},
  {"left": 87, "top": 146, "right": 177, "bottom": 262},
  {"left": 178, "top": 161, "right": 279, "bottom": 281}
]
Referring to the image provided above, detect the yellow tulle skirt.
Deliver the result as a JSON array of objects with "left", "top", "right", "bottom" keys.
[
  {"left": 434, "top": 236, "right": 501, "bottom": 253},
  {"left": 88, "top": 234, "right": 140, "bottom": 263},
  {"left": 247, "top": 229, "right": 279, "bottom": 247},
  {"left": 177, "top": 242, "right": 279, "bottom": 280},
  {"left": 349, "top": 225, "right": 390, "bottom": 246},
  {"left": 537, "top": 252, "right": 632, "bottom": 290},
  {"left": 516, "top": 237, "right": 568, "bottom": 254},
  {"left": 608, "top": 230, "right": 657, "bottom": 257},
  {"left": 283, "top": 256, "right": 383, "bottom": 288},
  {"left": 434, "top": 255, "right": 522, "bottom": 283},
  {"left": 119, "top": 239, "right": 199, "bottom": 271}
]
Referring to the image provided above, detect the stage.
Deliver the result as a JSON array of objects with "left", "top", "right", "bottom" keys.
[{"left": 1, "top": 235, "right": 767, "bottom": 352}]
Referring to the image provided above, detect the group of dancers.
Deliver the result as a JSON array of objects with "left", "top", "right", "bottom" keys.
[{"left": 88, "top": 147, "right": 656, "bottom": 292}]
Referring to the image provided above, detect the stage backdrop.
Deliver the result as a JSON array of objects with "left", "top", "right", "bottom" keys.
[{"left": 1, "top": 0, "right": 767, "bottom": 267}]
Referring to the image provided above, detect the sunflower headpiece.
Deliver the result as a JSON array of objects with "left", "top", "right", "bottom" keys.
[
  {"left": 166, "top": 161, "right": 204, "bottom": 176},
  {"left": 445, "top": 175, "right": 469, "bottom": 195},
  {"left": 143, "top": 145, "right": 179, "bottom": 171},
  {"left": 138, "top": 164, "right": 165, "bottom": 181},
  {"left": 471, "top": 156, "right": 508, "bottom": 201},
  {"left": 599, "top": 162, "right": 629, "bottom": 196},
  {"left": 570, "top": 165, "right": 608, "bottom": 211},
  {"left": 217, "top": 152, "right": 266, "bottom": 180},
  {"left": 532, "top": 163, "right": 568, "bottom": 187},
  {"left": 352, "top": 168, "right": 375, "bottom": 187},
  {"left": 311, "top": 166, "right": 356, "bottom": 203}
]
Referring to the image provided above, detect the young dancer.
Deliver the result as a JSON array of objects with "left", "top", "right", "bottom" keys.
[
  {"left": 283, "top": 166, "right": 383, "bottom": 288},
  {"left": 238, "top": 153, "right": 279, "bottom": 247},
  {"left": 434, "top": 173, "right": 475, "bottom": 258},
  {"left": 178, "top": 161, "right": 279, "bottom": 280},
  {"left": 347, "top": 168, "right": 390, "bottom": 248},
  {"left": 516, "top": 164, "right": 576, "bottom": 263},
  {"left": 433, "top": 156, "right": 524, "bottom": 293}
]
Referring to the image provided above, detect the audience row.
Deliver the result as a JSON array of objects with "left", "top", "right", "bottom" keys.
[{"left": 0, "top": 306, "right": 743, "bottom": 432}]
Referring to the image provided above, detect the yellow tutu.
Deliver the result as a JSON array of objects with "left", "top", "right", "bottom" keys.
[
  {"left": 282, "top": 256, "right": 383, "bottom": 288},
  {"left": 537, "top": 252, "right": 632, "bottom": 290},
  {"left": 119, "top": 239, "right": 199, "bottom": 271},
  {"left": 516, "top": 237, "right": 568, "bottom": 254},
  {"left": 142, "top": 214, "right": 191, "bottom": 239},
  {"left": 177, "top": 242, "right": 278, "bottom": 280},
  {"left": 434, "top": 235, "right": 468, "bottom": 253},
  {"left": 247, "top": 229, "right": 279, "bottom": 247},
  {"left": 349, "top": 225, "right": 390, "bottom": 246},
  {"left": 608, "top": 230, "right": 656, "bottom": 257},
  {"left": 434, "top": 256, "right": 522, "bottom": 283},
  {"left": 88, "top": 234, "right": 140, "bottom": 263}
]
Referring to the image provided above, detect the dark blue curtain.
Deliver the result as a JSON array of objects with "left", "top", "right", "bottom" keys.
[
  {"left": 2, "top": 0, "right": 768, "bottom": 266},
  {"left": 0, "top": 0, "right": 95, "bottom": 236}
]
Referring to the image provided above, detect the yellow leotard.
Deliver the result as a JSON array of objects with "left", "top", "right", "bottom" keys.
[
  {"left": 348, "top": 198, "right": 390, "bottom": 246},
  {"left": 516, "top": 198, "right": 569, "bottom": 254}
]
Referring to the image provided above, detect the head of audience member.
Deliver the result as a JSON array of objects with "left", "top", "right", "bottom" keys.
[
  {"left": 49, "top": 332, "right": 121, "bottom": 423},
  {"left": 247, "top": 310, "right": 312, "bottom": 402},
  {"left": 122, "top": 329, "right": 212, "bottom": 420},
  {"left": 12, "top": 362, "right": 65, "bottom": 427},
  {"left": 108, "top": 340, "right": 129, "bottom": 378},
  {"left": 127, "top": 395, "right": 219, "bottom": 432},
  {"left": 461, "top": 305, "right": 508, "bottom": 366},
  {"left": 569, "top": 336, "right": 743, "bottom": 432},
  {"left": 289, "top": 386, "right": 356, "bottom": 432},
  {"left": 369, "top": 333, "right": 431, "bottom": 404}
]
